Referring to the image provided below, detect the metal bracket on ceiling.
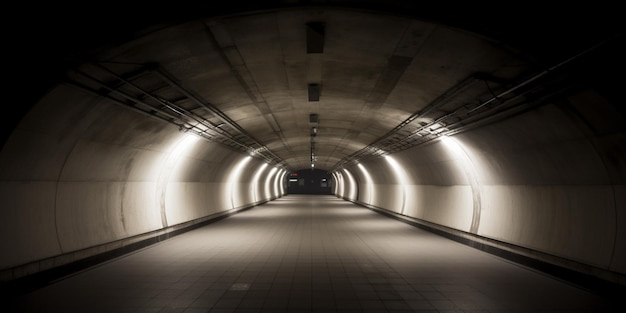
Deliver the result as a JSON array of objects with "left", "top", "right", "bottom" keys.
[{"left": 65, "top": 61, "right": 287, "bottom": 168}]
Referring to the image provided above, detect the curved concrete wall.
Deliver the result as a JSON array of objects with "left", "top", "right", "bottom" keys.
[
  {"left": 338, "top": 88, "right": 625, "bottom": 284},
  {"left": 2, "top": 80, "right": 624, "bottom": 287},
  {"left": 1, "top": 52, "right": 624, "bottom": 290},
  {"left": 0, "top": 85, "right": 286, "bottom": 280}
]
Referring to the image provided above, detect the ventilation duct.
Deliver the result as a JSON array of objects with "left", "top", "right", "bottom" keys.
[
  {"left": 308, "top": 83, "right": 320, "bottom": 101},
  {"left": 306, "top": 22, "right": 325, "bottom": 53}
]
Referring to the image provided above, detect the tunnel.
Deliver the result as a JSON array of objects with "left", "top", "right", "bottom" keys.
[{"left": 2, "top": 1, "right": 625, "bottom": 312}]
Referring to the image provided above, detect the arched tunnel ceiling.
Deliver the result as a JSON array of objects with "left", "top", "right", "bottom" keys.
[{"left": 6, "top": 1, "right": 622, "bottom": 171}]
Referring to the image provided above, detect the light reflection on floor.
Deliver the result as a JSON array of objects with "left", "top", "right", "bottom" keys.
[{"left": 11, "top": 194, "right": 622, "bottom": 312}]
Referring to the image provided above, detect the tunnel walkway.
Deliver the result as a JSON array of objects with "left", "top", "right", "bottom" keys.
[{"left": 10, "top": 195, "right": 622, "bottom": 312}]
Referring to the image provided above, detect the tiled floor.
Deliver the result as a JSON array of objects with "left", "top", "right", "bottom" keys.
[{"left": 9, "top": 195, "right": 624, "bottom": 312}]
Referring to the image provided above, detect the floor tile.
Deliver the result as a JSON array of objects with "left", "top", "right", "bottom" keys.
[{"left": 9, "top": 195, "right": 624, "bottom": 312}]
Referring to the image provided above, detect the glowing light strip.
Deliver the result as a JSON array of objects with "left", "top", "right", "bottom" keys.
[
  {"left": 156, "top": 134, "right": 199, "bottom": 227},
  {"left": 357, "top": 163, "right": 374, "bottom": 204},
  {"left": 227, "top": 156, "right": 252, "bottom": 209},
  {"left": 337, "top": 173, "right": 346, "bottom": 198},
  {"left": 441, "top": 136, "right": 474, "bottom": 167},
  {"left": 265, "top": 167, "right": 278, "bottom": 200},
  {"left": 331, "top": 172, "right": 339, "bottom": 195},
  {"left": 385, "top": 155, "right": 408, "bottom": 215},
  {"left": 251, "top": 163, "right": 269, "bottom": 202},
  {"left": 278, "top": 170, "right": 287, "bottom": 197},
  {"left": 342, "top": 168, "right": 357, "bottom": 201},
  {"left": 272, "top": 169, "right": 283, "bottom": 198},
  {"left": 441, "top": 135, "right": 482, "bottom": 233},
  {"left": 336, "top": 172, "right": 345, "bottom": 198}
]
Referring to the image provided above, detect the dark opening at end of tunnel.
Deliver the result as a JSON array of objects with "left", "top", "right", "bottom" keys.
[{"left": 287, "top": 169, "right": 333, "bottom": 195}]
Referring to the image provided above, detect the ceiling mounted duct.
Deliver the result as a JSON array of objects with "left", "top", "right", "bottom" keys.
[
  {"left": 308, "top": 83, "right": 320, "bottom": 101},
  {"left": 306, "top": 22, "right": 325, "bottom": 53}
]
